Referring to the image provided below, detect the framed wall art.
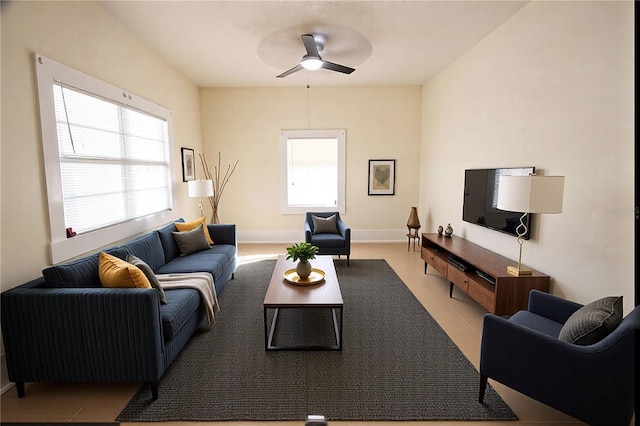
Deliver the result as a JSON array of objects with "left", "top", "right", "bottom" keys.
[
  {"left": 368, "top": 159, "right": 395, "bottom": 195},
  {"left": 181, "top": 147, "right": 195, "bottom": 182}
]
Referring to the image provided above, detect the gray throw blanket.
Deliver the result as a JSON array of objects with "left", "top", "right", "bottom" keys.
[{"left": 156, "top": 272, "right": 220, "bottom": 325}]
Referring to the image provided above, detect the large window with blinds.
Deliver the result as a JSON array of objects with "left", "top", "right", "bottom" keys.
[{"left": 36, "top": 54, "right": 174, "bottom": 263}]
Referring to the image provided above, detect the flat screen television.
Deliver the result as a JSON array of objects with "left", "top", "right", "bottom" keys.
[{"left": 462, "top": 167, "right": 535, "bottom": 239}]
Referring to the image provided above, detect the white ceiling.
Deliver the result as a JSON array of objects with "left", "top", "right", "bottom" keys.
[{"left": 98, "top": 1, "right": 529, "bottom": 88}]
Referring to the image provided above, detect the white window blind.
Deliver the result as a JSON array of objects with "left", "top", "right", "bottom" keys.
[
  {"left": 36, "top": 53, "right": 174, "bottom": 263},
  {"left": 280, "top": 129, "right": 346, "bottom": 214},
  {"left": 286, "top": 137, "right": 338, "bottom": 207},
  {"left": 54, "top": 83, "right": 171, "bottom": 234}
]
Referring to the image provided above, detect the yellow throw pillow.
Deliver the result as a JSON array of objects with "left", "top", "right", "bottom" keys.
[
  {"left": 175, "top": 217, "right": 214, "bottom": 245},
  {"left": 98, "top": 252, "right": 151, "bottom": 289}
]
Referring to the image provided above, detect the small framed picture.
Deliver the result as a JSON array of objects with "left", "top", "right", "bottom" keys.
[
  {"left": 368, "top": 159, "right": 395, "bottom": 195},
  {"left": 181, "top": 147, "right": 195, "bottom": 182}
]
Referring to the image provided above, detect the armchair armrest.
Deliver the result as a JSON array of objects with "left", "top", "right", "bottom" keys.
[
  {"left": 207, "top": 224, "right": 236, "bottom": 246},
  {"left": 527, "top": 289, "right": 582, "bottom": 324},
  {"left": 336, "top": 219, "right": 351, "bottom": 241},
  {"left": 304, "top": 221, "right": 313, "bottom": 243},
  {"left": 1, "top": 286, "right": 165, "bottom": 385}
]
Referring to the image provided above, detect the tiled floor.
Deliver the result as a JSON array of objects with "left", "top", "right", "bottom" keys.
[{"left": 1, "top": 243, "right": 589, "bottom": 425}]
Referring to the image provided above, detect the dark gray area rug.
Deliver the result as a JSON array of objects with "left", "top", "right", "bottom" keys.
[{"left": 117, "top": 259, "right": 517, "bottom": 422}]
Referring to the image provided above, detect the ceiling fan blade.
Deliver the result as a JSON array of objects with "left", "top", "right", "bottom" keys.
[
  {"left": 301, "top": 34, "right": 321, "bottom": 58},
  {"left": 276, "top": 64, "right": 304, "bottom": 78},
  {"left": 321, "top": 61, "right": 356, "bottom": 75}
]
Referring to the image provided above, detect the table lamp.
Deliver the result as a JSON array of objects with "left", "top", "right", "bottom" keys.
[
  {"left": 188, "top": 179, "right": 214, "bottom": 218},
  {"left": 497, "top": 174, "right": 565, "bottom": 276}
]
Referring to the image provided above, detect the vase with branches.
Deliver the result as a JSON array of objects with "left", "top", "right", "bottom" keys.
[{"left": 199, "top": 152, "right": 239, "bottom": 224}]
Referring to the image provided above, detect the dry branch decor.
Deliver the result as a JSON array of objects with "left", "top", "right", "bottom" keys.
[{"left": 199, "top": 153, "right": 239, "bottom": 224}]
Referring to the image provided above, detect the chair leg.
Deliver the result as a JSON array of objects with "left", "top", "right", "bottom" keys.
[
  {"left": 150, "top": 382, "right": 159, "bottom": 400},
  {"left": 15, "top": 382, "right": 25, "bottom": 398},
  {"left": 478, "top": 375, "right": 488, "bottom": 403},
  {"left": 347, "top": 255, "right": 350, "bottom": 266}
]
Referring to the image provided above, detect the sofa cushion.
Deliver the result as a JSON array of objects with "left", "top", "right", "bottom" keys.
[
  {"left": 126, "top": 254, "right": 167, "bottom": 304},
  {"left": 119, "top": 232, "right": 166, "bottom": 272},
  {"left": 156, "top": 245, "right": 234, "bottom": 280},
  {"left": 42, "top": 247, "right": 126, "bottom": 288},
  {"left": 158, "top": 252, "right": 224, "bottom": 278},
  {"left": 98, "top": 252, "right": 151, "bottom": 288},
  {"left": 559, "top": 296, "right": 623, "bottom": 345},
  {"left": 173, "top": 224, "right": 211, "bottom": 256},
  {"left": 161, "top": 288, "right": 201, "bottom": 340},
  {"left": 312, "top": 214, "right": 339, "bottom": 234},
  {"left": 175, "top": 217, "right": 214, "bottom": 244},
  {"left": 157, "top": 219, "right": 183, "bottom": 264}
]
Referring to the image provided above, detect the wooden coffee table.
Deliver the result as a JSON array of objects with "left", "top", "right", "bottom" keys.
[{"left": 263, "top": 255, "right": 343, "bottom": 351}]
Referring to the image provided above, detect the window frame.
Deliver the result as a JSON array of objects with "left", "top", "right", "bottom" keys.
[
  {"left": 35, "top": 53, "right": 174, "bottom": 264},
  {"left": 280, "top": 129, "right": 346, "bottom": 215}
]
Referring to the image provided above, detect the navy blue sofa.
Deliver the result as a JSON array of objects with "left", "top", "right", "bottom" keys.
[{"left": 0, "top": 219, "right": 236, "bottom": 400}]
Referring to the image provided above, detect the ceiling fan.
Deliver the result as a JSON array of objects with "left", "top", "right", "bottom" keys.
[{"left": 276, "top": 34, "right": 356, "bottom": 78}]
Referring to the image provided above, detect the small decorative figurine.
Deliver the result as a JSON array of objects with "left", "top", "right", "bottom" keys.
[
  {"left": 444, "top": 223, "right": 453, "bottom": 237},
  {"left": 437, "top": 225, "right": 443, "bottom": 235}
]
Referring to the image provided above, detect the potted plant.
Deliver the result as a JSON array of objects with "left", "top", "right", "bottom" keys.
[{"left": 286, "top": 242, "right": 319, "bottom": 279}]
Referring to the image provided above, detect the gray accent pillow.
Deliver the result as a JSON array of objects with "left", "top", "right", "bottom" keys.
[
  {"left": 172, "top": 224, "right": 211, "bottom": 256},
  {"left": 312, "top": 214, "right": 339, "bottom": 234},
  {"left": 126, "top": 254, "right": 167, "bottom": 304},
  {"left": 558, "top": 296, "right": 623, "bottom": 345}
]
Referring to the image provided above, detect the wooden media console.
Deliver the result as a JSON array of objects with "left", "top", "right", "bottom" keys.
[{"left": 421, "top": 233, "right": 550, "bottom": 316}]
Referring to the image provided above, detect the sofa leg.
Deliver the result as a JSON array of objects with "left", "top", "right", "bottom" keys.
[
  {"left": 150, "top": 382, "right": 159, "bottom": 400},
  {"left": 15, "top": 382, "right": 25, "bottom": 398},
  {"left": 478, "top": 375, "right": 488, "bottom": 404},
  {"left": 347, "top": 255, "right": 350, "bottom": 266}
]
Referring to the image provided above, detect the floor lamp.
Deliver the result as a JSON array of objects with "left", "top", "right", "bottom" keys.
[
  {"left": 497, "top": 175, "right": 565, "bottom": 276},
  {"left": 188, "top": 179, "right": 214, "bottom": 218}
]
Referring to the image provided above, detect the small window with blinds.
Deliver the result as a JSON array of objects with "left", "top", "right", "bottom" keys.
[{"left": 36, "top": 54, "right": 174, "bottom": 263}]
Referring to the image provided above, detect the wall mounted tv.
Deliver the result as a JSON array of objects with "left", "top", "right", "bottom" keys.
[{"left": 462, "top": 167, "right": 535, "bottom": 239}]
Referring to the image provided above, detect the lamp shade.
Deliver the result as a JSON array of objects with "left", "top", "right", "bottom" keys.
[
  {"left": 188, "top": 179, "right": 213, "bottom": 197},
  {"left": 497, "top": 175, "right": 564, "bottom": 214}
]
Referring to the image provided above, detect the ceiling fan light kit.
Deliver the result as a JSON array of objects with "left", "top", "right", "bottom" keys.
[
  {"left": 277, "top": 33, "right": 356, "bottom": 78},
  {"left": 301, "top": 56, "right": 323, "bottom": 70}
]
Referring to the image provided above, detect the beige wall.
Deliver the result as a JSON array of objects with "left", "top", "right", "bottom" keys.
[
  {"left": 419, "top": 1, "right": 634, "bottom": 312},
  {"left": 199, "top": 86, "right": 422, "bottom": 243},
  {"left": 0, "top": 1, "right": 202, "bottom": 289},
  {"left": 0, "top": 0, "right": 634, "bottom": 393}
]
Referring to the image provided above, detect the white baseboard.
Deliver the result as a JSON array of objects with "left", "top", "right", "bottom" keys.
[{"left": 237, "top": 228, "right": 407, "bottom": 244}]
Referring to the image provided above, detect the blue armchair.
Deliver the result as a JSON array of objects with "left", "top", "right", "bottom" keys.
[
  {"left": 479, "top": 289, "right": 638, "bottom": 425},
  {"left": 305, "top": 212, "right": 351, "bottom": 266}
]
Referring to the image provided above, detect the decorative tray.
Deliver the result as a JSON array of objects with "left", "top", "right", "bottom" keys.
[{"left": 283, "top": 268, "right": 325, "bottom": 286}]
